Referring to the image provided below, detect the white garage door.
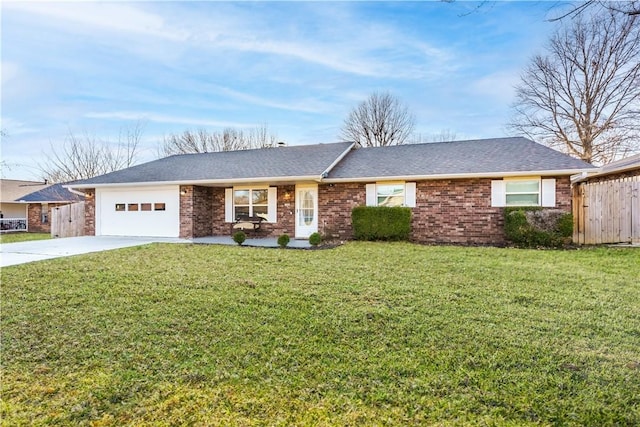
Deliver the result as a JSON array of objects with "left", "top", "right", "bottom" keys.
[{"left": 96, "top": 186, "right": 180, "bottom": 237}]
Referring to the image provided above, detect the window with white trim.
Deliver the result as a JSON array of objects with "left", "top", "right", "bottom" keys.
[
  {"left": 377, "top": 184, "right": 405, "bottom": 207},
  {"left": 505, "top": 179, "right": 540, "bottom": 206},
  {"left": 234, "top": 188, "right": 268, "bottom": 219},
  {"left": 366, "top": 182, "right": 416, "bottom": 207},
  {"left": 225, "top": 187, "right": 277, "bottom": 222},
  {"left": 491, "top": 178, "right": 556, "bottom": 207}
]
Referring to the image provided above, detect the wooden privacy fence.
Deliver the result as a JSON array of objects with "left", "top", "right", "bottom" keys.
[
  {"left": 573, "top": 176, "right": 639, "bottom": 244},
  {"left": 51, "top": 202, "right": 85, "bottom": 238}
]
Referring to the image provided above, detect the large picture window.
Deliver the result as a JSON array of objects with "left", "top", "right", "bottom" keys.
[
  {"left": 505, "top": 179, "right": 540, "bottom": 206},
  {"left": 226, "top": 187, "right": 277, "bottom": 223},
  {"left": 233, "top": 188, "right": 270, "bottom": 220}
]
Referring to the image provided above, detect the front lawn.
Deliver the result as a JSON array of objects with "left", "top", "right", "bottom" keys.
[
  {"left": 2, "top": 242, "right": 638, "bottom": 425},
  {"left": 0, "top": 232, "right": 51, "bottom": 244}
]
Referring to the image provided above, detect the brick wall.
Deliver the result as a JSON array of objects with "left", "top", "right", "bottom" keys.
[
  {"left": 27, "top": 203, "right": 58, "bottom": 233},
  {"left": 84, "top": 190, "right": 96, "bottom": 235},
  {"left": 318, "top": 182, "right": 365, "bottom": 240},
  {"left": 179, "top": 185, "right": 214, "bottom": 238},
  {"left": 316, "top": 177, "right": 573, "bottom": 245},
  {"left": 210, "top": 185, "right": 296, "bottom": 237}
]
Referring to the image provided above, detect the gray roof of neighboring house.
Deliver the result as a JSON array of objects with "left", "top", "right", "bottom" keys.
[
  {"left": 19, "top": 184, "right": 84, "bottom": 203},
  {"left": 72, "top": 142, "right": 354, "bottom": 186},
  {"left": 326, "top": 137, "right": 594, "bottom": 179},
  {"left": 572, "top": 153, "right": 640, "bottom": 183}
]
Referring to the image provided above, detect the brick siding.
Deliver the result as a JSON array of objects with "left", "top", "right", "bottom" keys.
[
  {"left": 179, "top": 185, "right": 214, "bottom": 238},
  {"left": 27, "top": 203, "right": 65, "bottom": 233},
  {"left": 316, "top": 177, "right": 572, "bottom": 245},
  {"left": 84, "top": 190, "right": 96, "bottom": 235},
  {"left": 209, "top": 185, "right": 296, "bottom": 237},
  {"left": 90, "top": 178, "right": 573, "bottom": 245}
]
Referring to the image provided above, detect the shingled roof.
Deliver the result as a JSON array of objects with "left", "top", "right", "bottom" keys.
[
  {"left": 69, "top": 137, "right": 594, "bottom": 188},
  {"left": 72, "top": 142, "right": 354, "bottom": 187},
  {"left": 19, "top": 183, "right": 83, "bottom": 203},
  {"left": 326, "top": 137, "right": 594, "bottom": 180}
]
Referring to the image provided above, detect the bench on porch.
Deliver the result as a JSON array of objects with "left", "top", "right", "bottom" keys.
[{"left": 231, "top": 215, "right": 266, "bottom": 234}]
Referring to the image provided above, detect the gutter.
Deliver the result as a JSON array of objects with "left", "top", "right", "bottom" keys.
[
  {"left": 64, "top": 175, "right": 325, "bottom": 190},
  {"left": 322, "top": 168, "right": 596, "bottom": 184}
]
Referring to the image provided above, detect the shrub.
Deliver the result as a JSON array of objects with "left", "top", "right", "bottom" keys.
[
  {"left": 232, "top": 231, "right": 246, "bottom": 246},
  {"left": 277, "top": 234, "right": 290, "bottom": 248},
  {"left": 308, "top": 232, "right": 322, "bottom": 246},
  {"left": 352, "top": 206, "right": 411, "bottom": 241},
  {"left": 504, "top": 207, "right": 573, "bottom": 248}
]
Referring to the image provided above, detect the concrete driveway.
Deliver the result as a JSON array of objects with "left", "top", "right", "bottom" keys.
[{"left": 1, "top": 236, "right": 188, "bottom": 267}]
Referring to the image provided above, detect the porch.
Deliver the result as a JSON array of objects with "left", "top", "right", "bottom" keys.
[
  {"left": 191, "top": 235, "right": 313, "bottom": 249},
  {"left": 1, "top": 218, "right": 27, "bottom": 232}
]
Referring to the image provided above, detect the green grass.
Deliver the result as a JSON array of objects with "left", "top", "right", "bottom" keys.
[
  {"left": 0, "top": 232, "right": 51, "bottom": 244},
  {"left": 2, "top": 242, "right": 639, "bottom": 425}
]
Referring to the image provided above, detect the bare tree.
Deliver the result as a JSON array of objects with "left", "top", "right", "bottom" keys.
[
  {"left": 509, "top": 11, "right": 640, "bottom": 165},
  {"left": 160, "top": 124, "right": 278, "bottom": 156},
  {"left": 547, "top": 1, "right": 640, "bottom": 21},
  {"left": 341, "top": 92, "right": 415, "bottom": 147},
  {"left": 39, "top": 121, "right": 144, "bottom": 182},
  {"left": 409, "top": 129, "right": 458, "bottom": 144},
  {"left": 442, "top": 0, "right": 640, "bottom": 20}
]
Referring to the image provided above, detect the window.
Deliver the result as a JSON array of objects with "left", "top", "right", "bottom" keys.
[
  {"left": 491, "top": 178, "right": 556, "bottom": 207},
  {"left": 154, "top": 203, "right": 166, "bottom": 211},
  {"left": 505, "top": 179, "right": 540, "bottom": 206},
  {"left": 366, "top": 182, "right": 416, "bottom": 207},
  {"left": 141, "top": 203, "right": 152, "bottom": 211},
  {"left": 115, "top": 204, "right": 125, "bottom": 212},
  {"left": 376, "top": 184, "right": 405, "bottom": 207},
  {"left": 234, "top": 188, "right": 269, "bottom": 219},
  {"left": 128, "top": 203, "right": 139, "bottom": 211},
  {"left": 225, "top": 187, "right": 277, "bottom": 222},
  {"left": 41, "top": 203, "right": 49, "bottom": 223}
]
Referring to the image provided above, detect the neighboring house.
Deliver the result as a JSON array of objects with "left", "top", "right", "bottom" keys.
[
  {"left": 0, "top": 179, "right": 83, "bottom": 233},
  {"left": 572, "top": 154, "right": 640, "bottom": 244},
  {"left": 67, "top": 137, "right": 594, "bottom": 245}
]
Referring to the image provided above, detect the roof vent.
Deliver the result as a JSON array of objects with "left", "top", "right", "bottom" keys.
[{"left": 277, "top": 141, "right": 287, "bottom": 147}]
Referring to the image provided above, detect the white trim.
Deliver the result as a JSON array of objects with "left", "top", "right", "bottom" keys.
[
  {"left": 65, "top": 175, "right": 324, "bottom": 190},
  {"left": 224, "top": 188, "right": 233, "bottom": 222},
  {"left": 365, "top": 184, "right": 376, "bottom": 206},
  {"left": 320, "top": 143, "right": 356, "bottom": 178},
  {"left": 541, "top": 178, "right": 556, "bottom": 207},
  {"left": 322, "top": 169, "right": 593, "bottom": 184},
  {"left": 491, "top": 180, "right": 506, "bottom": 207},
  {"left": 404, "top": 182, "right": 416, "bottom": 207},
  {"left": 267, "top": 187, "right": 277, "bottom": 223}
]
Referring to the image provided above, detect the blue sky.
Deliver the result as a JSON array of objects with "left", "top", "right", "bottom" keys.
[{"left": 1, "top": 1, "right": 573, "bottom": 180}]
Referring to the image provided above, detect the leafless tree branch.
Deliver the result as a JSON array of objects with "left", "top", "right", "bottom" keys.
[
  {"left": 39, "top": 121, "right": 146, "bottom": 183},
  {"left": 159, "top": 124, "right": 278, "bottom": 156},
  {"left": 340, "top": 92, "right": 415, "bottom": 147},
  {"left": 508, "top": 10, "right": 640, "bottom": 165}
]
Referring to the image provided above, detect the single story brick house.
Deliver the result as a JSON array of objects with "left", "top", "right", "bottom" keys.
[
  {"left": 67, "top": 137, "right": 594, "bottom": 245},
  {"left": 0, "top": 180, "right": 83, "bottom": 233}
]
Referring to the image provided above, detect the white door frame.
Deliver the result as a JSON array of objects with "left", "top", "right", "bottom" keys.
[{"left": 295, "top": 184, "right": 318, "bottom": 239}]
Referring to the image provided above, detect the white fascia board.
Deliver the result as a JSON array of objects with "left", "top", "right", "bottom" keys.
[
  {"left": 65, "top": 175, "right": 323, "bottom": 190},
  {"left": 572, "top": 164, "right": 639, "bottom": 183},
  {"left": 321, "top": 169, "right": 596, "bottom": 183}
]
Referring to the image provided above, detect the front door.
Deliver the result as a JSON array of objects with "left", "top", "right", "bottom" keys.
[{"left": 295, "top": 184, "right": 318, "bottom": 238}]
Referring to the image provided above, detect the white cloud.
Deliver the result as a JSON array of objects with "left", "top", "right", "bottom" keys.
[
  {"left": 84, "top": 111, "right": 255, "bottom": 129},
  {"left": 471, "top": 71, "right": 521, "bottom": 104},
  {"left": 3, "top": 1, "right": 186, "bottom": 41}
]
